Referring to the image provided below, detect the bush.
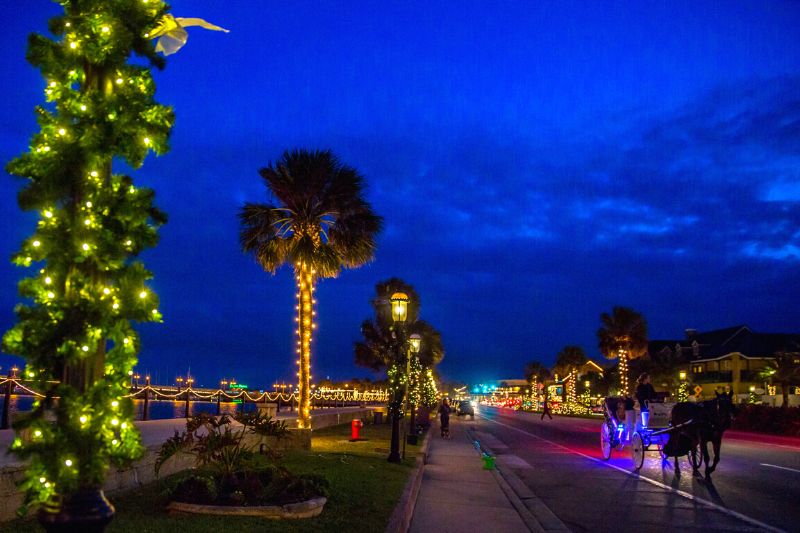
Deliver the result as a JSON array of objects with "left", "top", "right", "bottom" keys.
[
  {"left": 731, "top": 404, "right": 800, "bottom": 436},
  {"left": 171, "top": 474, "right": 218, "bottom": 504},
  {"left": 164, "top": 465, "right": 328, "bottom": 507}
]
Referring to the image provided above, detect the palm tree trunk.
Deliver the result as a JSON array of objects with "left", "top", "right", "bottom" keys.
[
  {"left": 295, "top": 263, "right": 314, "bottom": 428},
  {"left": 618, "top": 349, "right": 629, "bottom": 396},
  {"left": 781, "top": 380, "right": 790, "bottom": 410}
]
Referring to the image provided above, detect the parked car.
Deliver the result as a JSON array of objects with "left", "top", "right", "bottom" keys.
[{"left": 456, "top": 400, "right": 475, "bottom": 418}]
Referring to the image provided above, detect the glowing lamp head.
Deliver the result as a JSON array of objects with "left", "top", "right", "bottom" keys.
[
  {"left": 389, "top": 292, "right": 409, "bottom": 323},
  {"left": 679, "top": 371, "right": 687, "bottom": 381},
  {"left": 409, "top": 333, "right": 422, "bottom": 353}
]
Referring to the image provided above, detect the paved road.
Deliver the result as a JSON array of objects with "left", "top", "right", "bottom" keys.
[{"left": 474, "top": 406, "right": 800, "bottom": 532}]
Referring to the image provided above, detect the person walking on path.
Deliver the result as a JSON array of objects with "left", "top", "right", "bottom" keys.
[
  {"left": 541, "top": 389, "right": 553, "bottom": 420},
  {"left": 438, "top": 398, "right": 451, "bottom": 438}
]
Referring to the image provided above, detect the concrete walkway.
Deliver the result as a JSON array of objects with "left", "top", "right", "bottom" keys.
[
  {"left": 409, "top": 415, "right": 530, "bottom": 533},
  {"left": 0, "top": 407, "right": 366, "bottom": 467}
]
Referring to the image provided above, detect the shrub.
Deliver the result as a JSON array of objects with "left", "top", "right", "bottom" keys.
[
  {"left": 171, "top": 474, "right": 218, "bottom": 504},
  {"left": 731, "top": 404, "right": 800, "bottom": 436}
]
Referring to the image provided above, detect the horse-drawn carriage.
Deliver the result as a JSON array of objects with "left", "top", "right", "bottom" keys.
[
  {"left": 600, "top": 396, "right": 701, "bottom": 471},
  {"left": 600, "top": 392, "right": 736, "bottom": 478}
]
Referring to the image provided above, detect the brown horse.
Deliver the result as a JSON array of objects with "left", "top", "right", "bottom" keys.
[{"left": 665, "top": 391, "right": 736, "bottom": 480}]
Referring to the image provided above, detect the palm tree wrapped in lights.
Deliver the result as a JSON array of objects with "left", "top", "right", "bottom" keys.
[
  {"left": 524, "top": 361, "right": 551, "bottom": 411},
  {"left": 554, "top": 346, "right": 587, "bottom": 410},
  {"left": 240, "top": 149, "right": 382, "bottom": 429},
  {"left": 597, "top": 306, "right": 648, "bottom": 396}
]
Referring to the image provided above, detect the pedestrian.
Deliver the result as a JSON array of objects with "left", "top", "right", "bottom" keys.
[
  {"left": 635, "top": 373, "right": 657, "bottom": 428},
  {"left": 438, "top": 398, "right": 451, "bottom": 438},
  {"left": 541, "top": 389, "right": 553, "bottom": 420}
]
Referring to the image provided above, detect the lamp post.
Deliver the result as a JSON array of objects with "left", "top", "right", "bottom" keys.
[
  {"left": 405, "top": 333, "right": 422, "bottom": 450},
  {"left": 387, "top": 291, "right": 409, "bottom": 464},
  {"left": 677, "top": 370, "right": 688, "bottom": 402}
]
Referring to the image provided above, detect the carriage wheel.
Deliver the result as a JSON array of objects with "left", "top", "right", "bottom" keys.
[
  {"left": 600, "top": 423, "right": 613, "bottom": 460},
  {"left": 631, "top": 432, "right": 645, "bottom": 471}
]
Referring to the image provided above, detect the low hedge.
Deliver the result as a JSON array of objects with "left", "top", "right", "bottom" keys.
[{"left": 731, "top": 404, "right": 800, "bottom": 436}]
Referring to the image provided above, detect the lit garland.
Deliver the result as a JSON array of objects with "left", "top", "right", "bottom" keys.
[
  {"left": 677, "top": 381, "right": 690, "bottom": 402},
  {"left": 407, "top": 356, "right": 422, "bottom": 408},
  {"left": 2, "top": 0, "right": 174, "bottom": 512},
  {"left": 387, "top": 363, "right": 407, "bottom": 417},
  {"left": 294, "top": 262, "right": 315, "bottom": 428},
  {"left": 420, "top": 368, "right": 438, "bottom": 408},
  {"left": 579, "top": 383, "right": 591, "bottom": 410},
  {"left": 617, "top": 348, "right": 630, "bottom": 396},
  {"left": 748, "top": 387, "right": 758, "bottom": 404},
  {"left": 567, "top": 370, "right": 577, "bottom": 406}
]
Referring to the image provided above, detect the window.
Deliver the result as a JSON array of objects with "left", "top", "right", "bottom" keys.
[
  {"left": 692, "top": 365, "right": 703, "bottom": 374},
  {"left": 721, "top": 360, "right": 732, "bottom": 371}
]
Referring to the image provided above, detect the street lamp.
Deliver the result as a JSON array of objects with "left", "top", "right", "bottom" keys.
[
  {"left": 387, "top": 291, "right": 410, "bottom": 464},
  {"left": 679, "top": 370, "right": 687, "bottom": 381},
  {"left": 406, "top": 333, "right": 422, "bottom": 446},
  {"left": 390, "top": 292, "right": 409, "bottom": 323}
]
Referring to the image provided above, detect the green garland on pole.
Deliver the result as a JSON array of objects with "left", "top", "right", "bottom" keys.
[{"left": 3, "top": 0, "right": 174, "bottom": 512}]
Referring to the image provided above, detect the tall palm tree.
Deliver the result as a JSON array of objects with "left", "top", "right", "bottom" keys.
[
  {"left": 554, "top": 346, "right": 588, "bottom": 404},
  {"left": 597, "top": 306, "right": 648, "bottom": 396},
  {"left": 240, "top": 149, "right": 382, "bottom": 428},
  {"left": 523, "top": 361, "right": 551, "bottom": 405}
]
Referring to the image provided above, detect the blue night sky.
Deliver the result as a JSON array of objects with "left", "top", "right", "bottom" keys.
[{"left": 2, "top": 1, "right": 800, "bottom": 387}]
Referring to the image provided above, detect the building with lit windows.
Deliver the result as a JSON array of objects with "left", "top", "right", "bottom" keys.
[{"left": 649, "top": 325, "right": 800, "bottom": 401}]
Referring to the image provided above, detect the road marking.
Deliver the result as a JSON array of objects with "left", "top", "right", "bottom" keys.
[
  {"left": 761, "top": 463, "right": 800, "bottom": 474},
  {"left": 480, "top": 413, "right": 786, "bottom": 533}
]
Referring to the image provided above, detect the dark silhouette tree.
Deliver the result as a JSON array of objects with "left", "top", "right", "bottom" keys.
[
  {"left": 354, "top": 278, "right": 444, "bottom": 462},
  {"left": 760, "top": 344, "right": 800, "bottom": 409},
  {"left": 597, "top": 306, "right": 648, "bottom": 396},
  {"left": 524, "top": 361, "right": 551, "bottom": 384},
  {"left": 240, "top": 149, "right": 382, "bottom": 428}
]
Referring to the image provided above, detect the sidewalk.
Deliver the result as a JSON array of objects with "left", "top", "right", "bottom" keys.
[{"left": 409, "top": 416, "right": 530, "bottom": 533}]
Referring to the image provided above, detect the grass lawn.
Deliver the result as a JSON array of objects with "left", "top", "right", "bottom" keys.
[{"left": 1, "top": 421, "right": 421, "bottom": 533}]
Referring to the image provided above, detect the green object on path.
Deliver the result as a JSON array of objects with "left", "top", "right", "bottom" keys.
[{"left": 482, "top": 453, "right": 495, "bottom": 470}]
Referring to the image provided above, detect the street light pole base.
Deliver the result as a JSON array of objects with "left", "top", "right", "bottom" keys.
[{"left": 387, "top": 453, "right": 402, "bottom": 463}]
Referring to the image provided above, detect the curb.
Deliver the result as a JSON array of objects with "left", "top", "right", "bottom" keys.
[
  {"left": 384, "top": 429, "right": 432, "bottom": 533},
  {"left": 471, "top": 431, "right": 570, "bottom": 533}
]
